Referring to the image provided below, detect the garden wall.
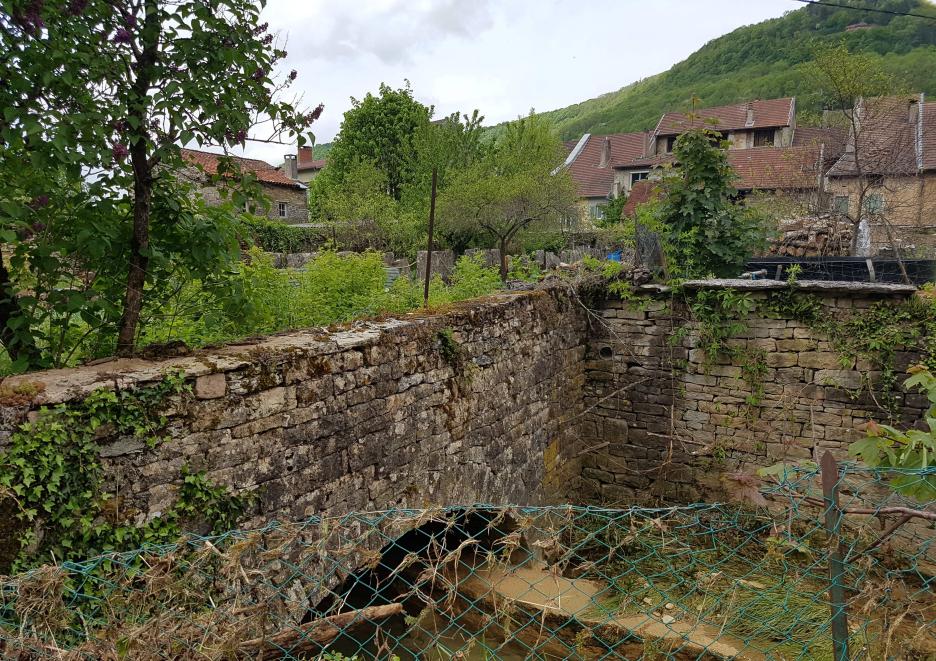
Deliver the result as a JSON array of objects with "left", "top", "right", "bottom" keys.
[
  {"left": 578, "top": 279, "right": 924, "bottom": 504},
  {"left": 1, "top": 278, "right": 927, "bottom": 563},
  {"left": 0, "top": 288, "right": 587, "bottom": 536}
]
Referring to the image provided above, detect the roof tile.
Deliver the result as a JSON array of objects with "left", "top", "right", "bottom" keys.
[
  {"left": 655, "top": 98, "right": 794, "bottom": 135},
  {"left": 181, "top": 148, "right": 304, "bottom": 189}
]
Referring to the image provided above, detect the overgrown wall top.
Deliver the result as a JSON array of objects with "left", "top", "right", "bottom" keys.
[{"left": 0, "top": 288, "right": 586, "bottom": 538}]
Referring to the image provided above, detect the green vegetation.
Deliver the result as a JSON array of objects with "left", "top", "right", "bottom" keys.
[
  {"left": 307, "top": 84, "right": 579, "bottom": 263},
  {"left": 634, "top": 125, "right": 772, "bottom": 278},
  {"left": 1, "top": 0, "right": 317, "bottom": 365},
  {"left": 851, "top": 366, "right": 936, "bottom": 500},
  {"left": 240, "top": 214, "right": 322, "bottom": 253},
  {"left": 503, "top": 0, "right": 936, "bottom": 140},
  {"left": 438, "top": 113, "right": 579, "bottom": 280},
  {"left": 308, "top": 84, "right": 491, "bottom": 257},
  {"left": 137, "top": 250, "right": 506, "bottom": 351},
  {"left": 0, "top": 372, "right": 252, "bottom": 570}
]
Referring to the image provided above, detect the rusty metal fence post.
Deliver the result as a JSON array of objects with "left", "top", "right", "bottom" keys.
[{"left": 821, "top": 451, "right": 850, "bottom": 661}]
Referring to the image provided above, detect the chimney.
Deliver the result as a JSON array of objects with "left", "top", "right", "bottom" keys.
[
  {"left": 599, "top": 136, "right": 611, "bottom": 168},
  {"left": 297, "top": 145, "right": 314, "bottom": 166},
  {"left": 283, "top": 154, "right": 298, "bottom": 180},
  {"left": 745, "top": 102, "right": 755, "bottom": 128}
]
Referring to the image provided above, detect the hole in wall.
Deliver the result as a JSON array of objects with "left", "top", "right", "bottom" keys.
[{"left": 598, "top": 346, "right": 614, "bottom": 360}]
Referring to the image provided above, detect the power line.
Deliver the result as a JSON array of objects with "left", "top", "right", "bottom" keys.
[{"left": 793, "top": 0, "right": 936, "bottom": 22}]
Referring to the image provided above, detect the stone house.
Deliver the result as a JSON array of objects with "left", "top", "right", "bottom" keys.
[
  {"left": 562, "top": 97, "right": 844, "bottom": 222},
  {"left": 560, "top": 132, "right": 651, "bottom": 223},
  {"left": 180, "top": 148, "right": 309, "bottom": 223},
  {"left": 824, "top": 94, "right": 936, "bottom": 256}
]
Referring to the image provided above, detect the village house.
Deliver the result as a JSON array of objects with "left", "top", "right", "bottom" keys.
[
  {"left": 181, "top": 148, "right": 309, "bottom": 223},
  {"left": 824, "top": 93, "right": 936, "bottom": 256},
  {"left": 561, "top": 96, "right": 846, "bottom": 223},
  {"left": 560, "top": 131, "right": 651, "bottom": 222}
]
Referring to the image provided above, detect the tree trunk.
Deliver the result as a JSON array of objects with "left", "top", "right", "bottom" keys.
[
  {"left": 115, "top": 146, "right": 152, "bottom": 357},
  {"left": 115, "top": 0, "right": 158, "bottom": 358},
  {"left": 498, "top": 236, "right": 509, "bottom": 282},
  {"left": 0, "top": 246, "right": 42, "bottom": 369}
]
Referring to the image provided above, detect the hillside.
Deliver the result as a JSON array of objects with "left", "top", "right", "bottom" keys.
[{"left": 530, "top": 0, "right": 936, "bottom": 140}]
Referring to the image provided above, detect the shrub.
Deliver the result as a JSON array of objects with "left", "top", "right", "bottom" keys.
[{"left": 239, "top": 214, "right": 322, "bottom": 253}]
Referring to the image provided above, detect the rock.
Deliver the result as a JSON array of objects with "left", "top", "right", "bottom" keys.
[
  {"left": 195, "top": 373, "right": 227, "bottom": 400},
  {"left": 661, "top": 614, "right": 676, "bottom": 625}
]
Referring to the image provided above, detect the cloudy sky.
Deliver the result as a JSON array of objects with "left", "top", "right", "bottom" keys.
[{"left": 244, "top": 0, "right": 796, "bottom": 164}]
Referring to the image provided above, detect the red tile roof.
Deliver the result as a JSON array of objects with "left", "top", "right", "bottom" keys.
[
  {"left": 622, "top": 179, "right": 659, "bottom": 217},
  {"left": 298, "top": 158, "right": 327, "bottom": 172},
  {"left": 655, "top": 98, "right": 794, "bottom": 136},
  {"left": 827, "top": 96, "right": 922, "bottom": 177},
  {"left": 564, "top": 132, "right": 651, "bottom": 198},
  {"left": 297, "top": 146, "right": 327, "bottom": 172},
  {"left": 922, "top": 101, "right": 936, "bottom": 171},
  {"left": 728, "top": 146, "right": 822, "bottom": 190},
  {"left": 181, "top": 148, "right": 304, "bottom": 189}
]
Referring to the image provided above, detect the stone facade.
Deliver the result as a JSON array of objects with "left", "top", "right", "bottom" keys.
[
  {"left": 181, "top": 165, "right": 310, "bottom": 223},
  {"left": 578, "top": 281, "right": 923, "bottom": 504},
  {"left": 825, "top": 173, "right": 936, "bottom": 257},
  {"left": 0, "top": 289, "right": 586, "bottom": 531}
]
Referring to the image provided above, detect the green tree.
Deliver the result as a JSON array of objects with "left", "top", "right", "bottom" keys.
[
  {"left": 653, "top": 126, "right": 770, "bottom": 278},
  {"left": 323, "top": 82, "right": 431, "bottom": 201},
  {"left": 439, "top": 114, "right": 578, "bottom": 280},
  {"left": 0, "top": 0, "right": 316, "bottom": 363}
]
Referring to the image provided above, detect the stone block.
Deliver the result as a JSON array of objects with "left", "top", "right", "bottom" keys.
[
  {"left": 798, "top": 352, "right": 848, "bottom": 369},
  {"left": 195, "top": 373, "right": 226, "bottom": 400}
]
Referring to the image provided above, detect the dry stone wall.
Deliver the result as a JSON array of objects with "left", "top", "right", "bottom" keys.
[
  {"left": 1, "top": 279, "right": 927, "bottom": 539},
  {"left": 0, "top": 289, "right": 586, "bottom": 530},
  {"left": 579, "top": 280, "right": 924, "bottom": 505}
]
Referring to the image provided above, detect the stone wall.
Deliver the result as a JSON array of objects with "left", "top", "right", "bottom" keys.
[
  {"left": 578, "top": 280, "right": 924, "bottom": 504},
  {"left": 1, "top": 278, "right": 928, "bottom": 540},
  {"left": 0, "top": 289, "right": 586, "bottom": 531}
]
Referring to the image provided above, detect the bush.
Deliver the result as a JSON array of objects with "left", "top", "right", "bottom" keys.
[
  {"left": 137, "top": 251, "right": 504, "bottom": 352},
  {"left": 239, "top": 214, "right": 322, "bottom": 253}
]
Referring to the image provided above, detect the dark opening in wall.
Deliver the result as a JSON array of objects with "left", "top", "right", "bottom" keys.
[{"left": 598, "top": 346, "right": 614, "bottom": 360}]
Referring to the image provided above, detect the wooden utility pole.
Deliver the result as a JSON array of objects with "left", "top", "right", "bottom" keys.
[{"left": 423, "top": 166, "right": 438, "bottom": 308}]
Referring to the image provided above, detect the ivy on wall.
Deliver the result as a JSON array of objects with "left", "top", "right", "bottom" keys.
[{"left": 0, "top": 371, "right": 252, "bottom": 571}]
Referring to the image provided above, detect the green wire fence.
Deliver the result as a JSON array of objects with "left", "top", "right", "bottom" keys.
[{"left": 0, "top": 462, "right": 933, "bottom": 660}]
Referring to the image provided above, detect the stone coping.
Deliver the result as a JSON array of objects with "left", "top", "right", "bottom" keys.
[
  {"left": 679, "top": 279, "right": 918, "bottom": 295},
  {"left": 0, "top": 289, "right": 543, "bottom": 407}
]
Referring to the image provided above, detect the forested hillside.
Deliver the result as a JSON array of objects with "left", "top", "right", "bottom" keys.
[{"left": 525, "top": 0, "right": 936, "bottom": 139}]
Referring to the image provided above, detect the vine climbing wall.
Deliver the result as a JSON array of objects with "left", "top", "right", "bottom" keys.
[{"left": 579, "top": 280, "right": 926, "bottom": 504}]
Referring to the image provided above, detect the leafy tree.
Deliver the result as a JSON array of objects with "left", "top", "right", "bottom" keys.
[
  {"left": 439, "top": 114, "right": 578, "bottom": 280},
  {"left": 310, "top": 101, "right": 487, "bottom": 257},
  {"left": 653, "top": 126, "right": 770, "bottom": 278},
  {"left": 0, "top": 0, "right": 316, "bottom": 363},
  {"left": 323, "top": 82, "right": 431, "bottom": 201}
]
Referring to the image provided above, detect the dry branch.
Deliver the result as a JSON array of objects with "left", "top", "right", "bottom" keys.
[{"left": 238, "top": 602, "right": 403, "bottom": 659}]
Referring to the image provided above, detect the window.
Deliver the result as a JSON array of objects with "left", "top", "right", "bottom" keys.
[
  {"left": 631, "top": 171, "right": 649, "bottom": 186},
  {"left": 277, "top": 201, "right": 288, "bottom": 218},
  {"left": 665, "top": 136, "right": 677, "bottom": 153},
  {"left": 832, "top": 195, "right": 849, "bottom": 215},
  {"left": 590, "top": 204, "right": 605, "bottom": 221},
  {"left": 863, "top": 193, "right": 884, "bottom": 215},
  {"left": 754, "top": 128, "right": 774, "bottom": 147}
]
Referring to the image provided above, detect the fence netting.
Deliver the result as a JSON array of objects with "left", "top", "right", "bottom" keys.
[{"left": 0, "top": 464, "right": 933, "bottom": 660}]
